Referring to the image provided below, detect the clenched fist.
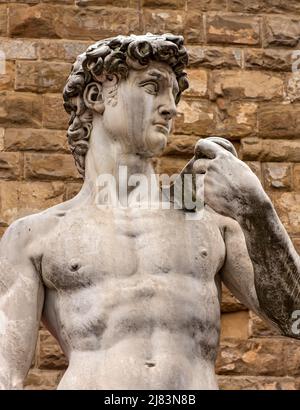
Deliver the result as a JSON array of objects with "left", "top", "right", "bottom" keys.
[{"left": 192, "top": 137, "right": 269, "bottom": 220}]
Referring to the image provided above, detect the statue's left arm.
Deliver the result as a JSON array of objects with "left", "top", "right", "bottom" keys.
[{"left": 195, "top": 139, "right": 300, "bottom": 338}]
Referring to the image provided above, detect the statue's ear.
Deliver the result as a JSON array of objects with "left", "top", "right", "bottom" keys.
[{"left": 83, "top": 82, "right": 104, "bottom": 114}]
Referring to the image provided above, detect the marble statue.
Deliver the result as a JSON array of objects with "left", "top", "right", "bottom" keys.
[{"left": 0, "top": 33, "right": 299, "bottom": 390}]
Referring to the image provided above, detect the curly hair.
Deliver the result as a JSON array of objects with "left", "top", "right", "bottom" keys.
[{"left": 63, "top": 33, "right": 189, "bottom": 176}]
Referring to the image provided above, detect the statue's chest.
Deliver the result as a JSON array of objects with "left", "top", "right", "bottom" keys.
[{"left": 41, "top": 209, "right": 225, "bottom": 290}]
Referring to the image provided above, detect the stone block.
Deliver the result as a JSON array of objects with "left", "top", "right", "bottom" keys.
[
  {"left": 185, "top": 69, "right": 207, "bottom": 97},
  {"left": 4, "top": 128, "right": 69, "bottom": 153},
  {"left": 155, "top": 156, "right": 190, "bottom": 176},
  {"left": 294, "top": 164, "right": 300, "bottom": 191},
  {"left": 24, "top": 369, "right": 63, "bottom": 390},
  {"left": 241, "top": 138, "right": 300, "bottom": 162},
  {"left": 142, "top": 9, "right": 185, "bottom": 37},
  {"left": 142, "top": 0, "right": 185, "bottom": 8},
  {"left": 184, "top": 12, "right": 205, "bottom": 44},
  {"left": 263, "top": 162, "right": 292, "bottom": 191},
  {"left": 0, "top": 128, "right": 4, "bottom": 151},
  {"left": 43, "top": 94, "right": 69, "bottom": 130},
  {"left": 15, "top": 61, "right": 71, "bottom": 93},
  {"left": 38, "top": 40, "right": 90, "bottom": 62},
  {"left": 218, "top": 375, "right": 300, "bottom": 390},
  {"left": 245, "top": 161, "right": 262, "bottom": 182},
  {"left": 65, "top": 182, "right": 83, "bottom": 201},
  {"left": 263, "top": 16, "right": 300, "bottom": 48},
  {"left": 220, "top": 311, "right": 249, "bottom": 340},
  {"left": 0, "top": 61, "right": 14, "bottom": 91},
  {"left": 245, "top": 49, "right": 294, "bottom": 72},
  {"left": 0, "top": 39, "right": 38, "bottom": 60},
  {"left": 221, "top": 284, "right": 247, "bottom": 313},
  {"left": 229, "top": 0, "right": 300, "bottom": 14},
  {"left": 37, "top": 330, "right": 68, "bottom": 370},
  {"left": 206, "top": 14, "right": 260, "bottom": 46},
  {"left": 214, "top": 101, "right": 257, "bottom": 138},
  {"left": 187, "top": 0, "right": 227, "bottom": 12},
  {"left": 187, "top": 46, "right": 243, "bottom": 69},
  {"left": 258, "top": 104, "right": 300, "bottom": 138},
  {"left": 0, "top": 5, "right": 7, "bottom": 36},
  {"left": 24, "top": 153, "right": 80, "bottom": 181},
  {"left": 0, "top": 92, "right": 42, "bottom": 128},
  {"left": 174, "top": 98, "right": 216, "bottom": 136},
  {"left": 211, "top": 70, "right": 283, "bottom": 101},
  {"left": 9, "top": 4, "right": 140, "bottom": 40},
  {"left": 0, "top": 152, "right": 21, "bottom": 180},
  {"left": 164, "top": 134, "right": 200, "bottom": 157},
  {"left": 285, "top": 73, "right": 300, "bottom": 103},
  {"left": 216, "top": 337, "right": 285, "bottom": 376},
  {"left": 0, "top": 181, "right": 65, "bottom": 225}
]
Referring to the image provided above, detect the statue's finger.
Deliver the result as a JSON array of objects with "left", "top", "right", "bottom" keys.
[
  {"left": 193, "top": 158, "right": 210, "bottom": 174},
  {"left": 206, "top": 137, "right": 238, "bottom": 158},
  {"left": 194, "top": 139, "right": 225, "bottom": 159}
]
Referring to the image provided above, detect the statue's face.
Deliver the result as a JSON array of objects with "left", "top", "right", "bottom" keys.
[{"left": 101, "top": 61, "right": 179, "bottom": 156}]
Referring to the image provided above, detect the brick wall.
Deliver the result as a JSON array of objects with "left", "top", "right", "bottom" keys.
[{"left": 0, "top": 0, "right": 300, "bottom": 390}]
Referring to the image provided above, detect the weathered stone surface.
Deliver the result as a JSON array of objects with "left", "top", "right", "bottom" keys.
[
  {"left": 249, "top": 311, "right": 280, "bottom": 338},
  {"left": 0, "top": 128, "right": 4, "bottom": 151},
  {"left": 229, "top": 0, "right": 300, "bottom": 14},
  {"left": 65, "top": 182, "right": 83, "bottom": 201},
  {"left": 220, "top": 311, "right": 249, "bottom": 340},
  {"left": 270, "top": 192, "right": 300, "bottom": 235},
  {"left": 43, "top": 94, "right": 69, "bottom": 130},
  {"left": 9, "top": 4, "right": 140, "bottom": 40},
  {"left": 0, "top": 181, "right": 65, "bottom": 225},
  {"left": 0, "top": 61, "right": 14, "bottom": 91},
  {"left": 294, "top": 164, "right": 300, "bottom": 191},
  {"left": 0, "top": 5, "right": 7, "bottom": 36},
  {"left": 184, "top": 12, "right": 205, "bottom": 44},
  {"left": 142, "top": 0, "right": 185, "bottom": 8},
  {"left": 0, "top": 39, "right": 38, "bottom": 60},
  {"left": 187, "top": 46, "right": 243, "bottom": 69},
  {"left": 221, "top": 284, "right": 247, "bottom": 313},
  {"left": 37, "top": 330, "right": 68, "bottom": 370},
  {"left": 74, "top": 0, "right": 138, "bottom": 6},
  {"left": 184, "top": 69, "right": 207, "bottom": 97},
  {"left": 218, "top": 375, "right": 300, "bottom": 390},
  {"left": 15, "top": 61, "right": 71, "bottom": 93},
  {"left": 214, "top": 101, "right": 257, "bottom": 138},
  {"left": 38, "top": 40, "right": 90, "bottom": 62},
  {"left": 241, "top": 138, "right": 300, "bottom": 162},
  {"left": 0, "top": 92, "right": 42, "bottom": 128},
  {"left": 24, "top": 153, "right": 80, "bottom": 181},
  {"left": 142, "top": 9, "right": 185, "bottom": 37},
  {"left": 285, "top": 73, "right": 300, "bottom": 103},
  {"left": 24, "top": 369, "right": 64, "bottom": 390},
  {"left": 263, "top": 16, "right": 300, "bottom": 48},
  {"left": 263, "top": 163, "right": 293, "bottom": 191},
  {"left": 187, "top": 0, "right": 227, "bottom": 12},
  {"left": 174, "top": 98, "right": 215, "bottom": 136},
  {"left": 258, "top": 104, "right": 300, "bottom": 138},
  {"left": 0, "top": 152, "right": 21, "bottom": 180},
  {"left": 4, "top": 129, "right": 68, "bottom": 153},
  {"left": 211, "top": 70, "right": 283, "bottom": 101},
  {"left": 206, "top": 14, "right": 260, "bottom": 46},
  {"left": 245, "top": 49, "right": 294, "bottom": 72},
  {"left": 216, "top": 338, "right": 285, "bottom": 376},
  {"left": 165, "top": 134, "right": 199, "bottom": 157},
  {"left": 284, "top": 339, "right": 300, "bottom": 376}
]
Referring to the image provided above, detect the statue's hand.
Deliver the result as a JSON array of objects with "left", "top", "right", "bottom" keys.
[{"left": 193, "top": 137, "right": 268, "bottom": 219}]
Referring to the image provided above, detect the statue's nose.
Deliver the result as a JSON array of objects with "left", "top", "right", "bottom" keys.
[{"left": 158, "top": 100, "right": 177, "bottom": 121}]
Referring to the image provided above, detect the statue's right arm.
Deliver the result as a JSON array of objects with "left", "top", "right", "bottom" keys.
[{"left": 0, "top": 219, "right": 44, "bottom": 389}]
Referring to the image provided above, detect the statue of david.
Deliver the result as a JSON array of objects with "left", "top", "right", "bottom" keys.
[{"left": 0, "top": 33, "right": 299, "bottom": 390}]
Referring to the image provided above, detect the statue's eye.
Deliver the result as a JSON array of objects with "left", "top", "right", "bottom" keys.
[{"left": 141, "top": 81, "right": 159, "bottom": 95}]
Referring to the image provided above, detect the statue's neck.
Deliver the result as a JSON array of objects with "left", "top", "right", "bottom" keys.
[{"left": 77, "top": 118, "right": 159, "bottom": 208}]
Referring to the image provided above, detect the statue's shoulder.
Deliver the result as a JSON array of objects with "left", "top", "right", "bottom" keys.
[{"left": 203, "top": 204, "right": 241, "bottom": 233}]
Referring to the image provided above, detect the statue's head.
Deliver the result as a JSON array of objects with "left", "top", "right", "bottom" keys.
[{"left": 63, "top": 33, "right": 189, "bottom": 176}]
